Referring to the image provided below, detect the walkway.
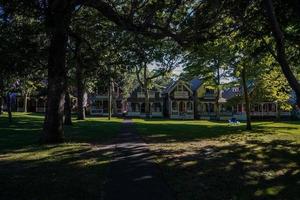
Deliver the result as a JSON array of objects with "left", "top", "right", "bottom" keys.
[{"left": 103, "top": 119, "right": 174, "bottom": 200}]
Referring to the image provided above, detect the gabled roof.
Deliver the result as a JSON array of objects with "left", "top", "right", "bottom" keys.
[
  {"left": 162, "top": 80, "right": 193, "bottom": 94},
  {"left": 189, "top": 78, "right": 203, "bottom": 92}
]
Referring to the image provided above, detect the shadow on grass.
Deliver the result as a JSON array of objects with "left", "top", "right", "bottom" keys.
[
  {"left": 0, "top": 143, "right": 113, "bottom": 200},
  {"left": 0, "top": 113, "right": 121, "bottom": 153},
  {"left": 132, "top": 119, "right": 300, "bottom": 199},
  {"left": 0, "top": 113, "right": 121, "bottom": 200},
  {"left": 150, "top": 139, "right": 300, "bottom": 200}
]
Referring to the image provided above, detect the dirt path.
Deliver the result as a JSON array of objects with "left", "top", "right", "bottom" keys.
[{"left": 103, "top": 119, "right": 174, "bottom": 200}]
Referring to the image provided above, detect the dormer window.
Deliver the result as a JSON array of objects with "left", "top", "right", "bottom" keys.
[
  {"left": 177, "top": 84, "right": 184, "bottom": 91},
  {"left": 232, "top": 87, "right": 239, "bottom": 93}
]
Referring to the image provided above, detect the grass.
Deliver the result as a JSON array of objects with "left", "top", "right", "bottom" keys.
[
  {"left": 133, "top": 119, "right": 300, "bottom": 200},
  {"left": 1, "top": 114, "right": 299, "bottom": 200},
  {"left": 0, "top": 112, "right": 122, "bottom": 200}
]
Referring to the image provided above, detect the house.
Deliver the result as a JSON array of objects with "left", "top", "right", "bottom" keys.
[
  {"left": 187, "top": 77, "right": 293, "bottom": 120},
  {"left": 222, "top": 85, "right": 291, "bottom": 120},
  {"left": 89, "top": 83, "right": 125, "bottom": 116},
  {"left": 14, "top": 87, "right": 78, "bottom": 113},
  {"left": 190, "top": 78, "right": 231, "bottom": 120},
  {"left": 162, "top": 80, "right": 194, "bottom": 119},
  {"left": 14, "top": 88, "right": 48, "bottom": 113},
  {"left": 16, "top": 95, "right": 47, "bottom": 113},
  {"left": 126, "top": 85, "right": 163, "bottom": 117}
]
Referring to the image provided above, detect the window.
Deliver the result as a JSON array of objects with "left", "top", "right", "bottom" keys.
[
  {"left": 172, "top": 101, "right": 178, "bottom": 111},
  {"left": 187, "top": 102, "right": 193, "bottom": 111},
  {"left": 141, "top": 103, "right": 145, "bottom": 113},
  {"left": 177, "top": 84, "right": 184, "bottom": 91},
  {"left": 153, "top": 103, "right": 162, "bottom": 112},
  {"left": 206, "top": 103, "right": 214, "bottom": 112},
  {"left": 232, "top": 87, "right": 239, "bottom": 92},
  {"left": 131, "top": 103, "right": 137, "bottom": 112},
  {"left": 254, "top": 104, "right": 259, "bottom": 112},
  {"left": 92, "top": 100, "right": 102, "bottom": 108}
]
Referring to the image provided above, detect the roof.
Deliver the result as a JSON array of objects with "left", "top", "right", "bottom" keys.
[
  {"left": 288, "top": 91, "right": 297, "bottom": 105},
  {"left": 222, "top": 81, "right": 255, "bottom": 100},
  {"left": 162, "top": 80, "right": 193, "bottom": 94},
  {"left": 189, "top": 78, "right": 203, "bottom": 92},
  {"left": 222, "top": 88, "right": 239, "bottom": 100},
  {"left": 162, "top": 81, "right": 177, "bottom": 94}
]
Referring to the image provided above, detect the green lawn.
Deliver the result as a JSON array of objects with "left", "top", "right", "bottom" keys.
[
  {"left": 1, "top": 114, "right": 299, "bottom": 200},
  {"left": 0, "top": 113, "right": 122, "bottom": 200},
  {"left": 134, "top": 119, "right": 300, "bottom": 200}
]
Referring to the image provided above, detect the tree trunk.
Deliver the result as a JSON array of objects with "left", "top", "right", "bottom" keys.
[
  {"left": 112, "top": 81, "right": 118, "bottom": 116},
  {"left": 264, "top": 0, "right": 300, "bottom": 107},
  {"left": 41, "top": 2, "right": 71, "bottom": 143},
  {"left": 76, "top": 43, "right": 85, "bottom": 120},
  {"left": 0, "top": 97, "right": 3, "bottom": 115},
  {"left": 23, "top": 92, "right": 28, "bottom": 113},
  {"left": 276, "top": 102, "right": 280, "bottom": 121},
  {"left": 241, "top": 67, "right": 252, "bottom": 130},
  {"left": 64, "top": 90, "right": 72, "bottom": 125},
  {"left": 0, "top": 73, "right": 3, "bottom": 115},
  {"left": 6, "top": 93, "right": 12, "bottom": 123},
  {"left": 194, "top": 94, "right": 198, "bottom": 119},
  {"left": 108, "top": 78, "right": 112, "bottom": 120},
  {"left": 77, "top": 78, "right": 85, "bottom": 120},
  {"left": 215, "top": 63, "right": 220, "bottom": 120},
  {"left": 144, "top": 88, "right": 150, "bottom": 118},
  {"left": 143, "top": 65, "right": 150, "bottom": 118}
]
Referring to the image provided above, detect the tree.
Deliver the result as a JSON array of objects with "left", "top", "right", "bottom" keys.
[
  {"left": 0, "top": 3, "right": 46, "bottom": 120},
  {"left": 251, "top": 55, "right": 292, "bottom": 120},
  {"left": 263, "top": 0, "right": 300, "bottom": 107},
  {"left": 127, "top": 35, "right": 183, "bottom": 118},
  {"left": 41, "top": 0, "right": 229, "bottom": 142},
  {"left": 18, "top": 78, "right": 42, "bottom": 113},
  {"left": 226, "top": 0, "right": 300, "bottom": 108},
  {"left": 0, "top": 71, "right": 4, "bottom": 115},
  {"left": 183, "top": 39, "right": 232, "bottom": 119},
  {"left": 0, "top": 0, "right": 253, "bottom": 142}
]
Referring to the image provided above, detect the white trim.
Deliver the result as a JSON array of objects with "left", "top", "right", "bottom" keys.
[{"left": 167, "top": 80, "right": 193, "bottom": 95}]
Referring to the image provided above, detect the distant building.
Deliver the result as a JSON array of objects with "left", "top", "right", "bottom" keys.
[
  {"left": 222, "top": 85, "right": 291, "bottom": 120},
  {"left": 190, "top": 78, "right": 231, "bottom": 120},
  {"left": 10, "top": 77, "right": 297, "bottom": 120},
  {"left": 126, "top": 85, "right": 163, "bottom": 117},
  {"left": 89, "top": 83, "right": 125, "bottom": 116},
  {"left": 162, "top": 80, "right": 194, "bottom": 119}
]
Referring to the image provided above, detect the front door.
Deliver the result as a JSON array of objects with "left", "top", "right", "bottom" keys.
[{"left": 179, "top": 101, "right": 186, "bottom": 115}]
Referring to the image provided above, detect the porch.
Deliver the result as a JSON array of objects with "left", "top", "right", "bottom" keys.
[
  {"left": 170, "top": 100, "right": 194, "bottom": 119},
  {"left": 127, "top": 102, "right": 163, "bottom": 117},
  {"left": 90, "top": 98, "right": 124, "bottom": 116},
  {"left": 16, "top": 97, "right": 47, "bottom": 113}
]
